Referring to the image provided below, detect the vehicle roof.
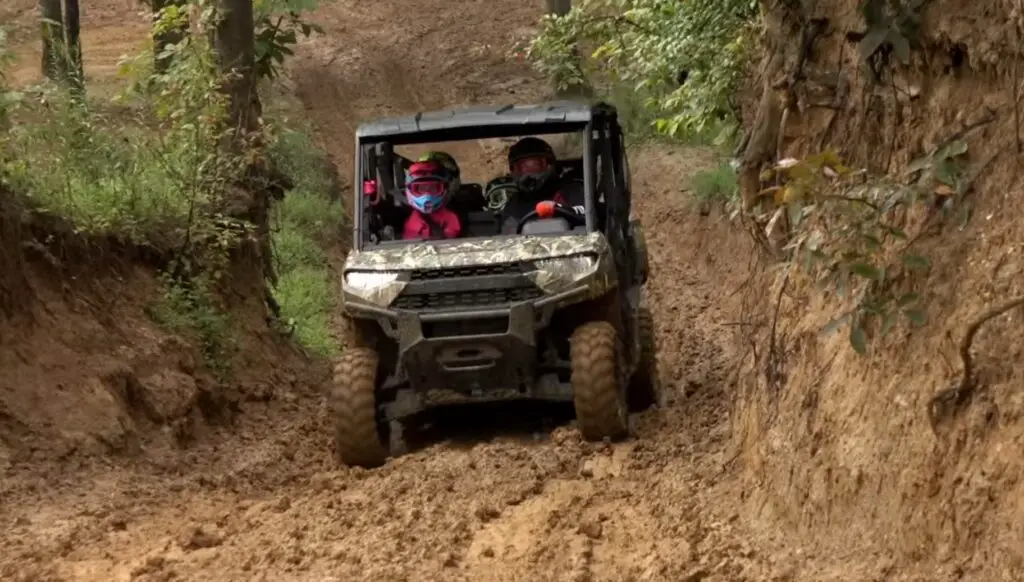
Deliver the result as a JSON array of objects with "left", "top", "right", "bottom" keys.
[{"left": 356, "top": 101, "right": 614, "bottom": 143}]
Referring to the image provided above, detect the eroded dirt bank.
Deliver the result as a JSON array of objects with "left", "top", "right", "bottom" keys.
[{"left": 732, "top": 1, "right": 1024, "bottom": 578}]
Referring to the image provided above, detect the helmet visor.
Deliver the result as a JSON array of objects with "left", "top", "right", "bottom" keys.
[{"left": 511, "top": 155, "right": 552, "bottom": 176}]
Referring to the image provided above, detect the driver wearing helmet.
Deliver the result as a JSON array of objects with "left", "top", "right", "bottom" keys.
[
  {"left": 499, "top": 137, "right": 585, "bottom": 234},
  {"left": 402, "top": 156, "right": 462, "bottom": 240}
]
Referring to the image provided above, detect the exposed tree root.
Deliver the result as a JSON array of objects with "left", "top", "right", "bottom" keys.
[{"left": 927, "top": 295, "right": 1024, "bottom": 430}]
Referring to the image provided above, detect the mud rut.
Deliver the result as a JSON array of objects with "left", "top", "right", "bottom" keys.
[{"left": 0, "top": 1, "right": 797, "bottom": 581}]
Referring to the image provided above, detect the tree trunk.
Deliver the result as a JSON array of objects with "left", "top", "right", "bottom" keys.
[
  {"left": 151, "top": 0, "right": 189, "bottom": 74},
  {"left": 215, "top": 0, "right": 259, "bottom": 141},
  {"left": 63, "top": 0, "right": 84, "bottom": 90},
  {"left": 545, "top": 0, "right": 572, "bottom": 16},
  {"left": 213, "top": 0, "right": 286, "bottom": 295},
  {"left": 39, "top": 0, "right": 64, "bottom": 80}
]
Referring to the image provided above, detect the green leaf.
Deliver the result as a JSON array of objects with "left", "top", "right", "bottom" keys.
[
  {"left": 901, "top": 254, "right": 930, "bottom": 271},
  {"left": 887, "top": 29, "right": 911, "bottom": 63},
  {"left": 880, "top": 311, "right": 897, "bottom": 336},
  {"left": 896, "top": 292, "right": 920, "bottom": 306},
  {"left": 849, "top": 323, "right": 868, "bottom": 355},
  {"left": 933, "top": 160, "right": 959, "bottom": 186},
  {"left": 903, "top": 308, "right": 927, "bottom": 326},
  {"left": 935, "top": 139, "right": 968, "bottom": 160},
  {"left": 850, "top": 262, "right": 882, "bottom": 280},
  {"left": 858, "top": 26, "right": 889, "bottom": 62},
  {"left": 884, "top": 225, "right": 908, "bottom": 239}
]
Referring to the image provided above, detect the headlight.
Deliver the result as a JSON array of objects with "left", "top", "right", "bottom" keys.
[
  {"left": 342, "top": 271, "right": 405, "bottom": 307},
  {"left": 534, "top": 255, "right": 596, "bottom": 277},
  {"left": 344, "top": 271, "right": 399, "bottom": 290},
  {"left": 529, "top": 255, "right": 598, "bottom": 293}
]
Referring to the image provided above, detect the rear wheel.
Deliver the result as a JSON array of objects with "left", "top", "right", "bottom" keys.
[
  {"left": 330, "top": 348, "right": 388, "bottom": 468},
  {"left": 570, "top": 321, "right": 629, "bottom": 441},
  {"left": 628, "top": 306, "right": 661, "bottom": 411}
]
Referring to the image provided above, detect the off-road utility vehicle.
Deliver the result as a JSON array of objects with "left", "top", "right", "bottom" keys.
[{"left": 333, "top": 101, "right": 659, "bottom": 467}]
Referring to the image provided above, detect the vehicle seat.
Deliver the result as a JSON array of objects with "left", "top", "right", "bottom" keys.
[
  {"left": 462, "top": 211, "right": 502, "bottom": 237},
  {"left": 448, "top": 183, "right": 486, "bottom": 213},
  {"left": 559, "top": 158, "right": 584, "bottom": 182}
]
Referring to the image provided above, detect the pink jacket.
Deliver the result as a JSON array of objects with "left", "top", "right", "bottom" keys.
[{"left": 403, "top": 208, "right": 461, "bottom": 240}]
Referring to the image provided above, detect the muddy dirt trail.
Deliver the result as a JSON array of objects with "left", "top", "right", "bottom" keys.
[
  {"left": 1, "top": 1, "right": 818, "bottom": 580},
  {"left": 3, "top": 151, "right": 773, "bottom": 581}
]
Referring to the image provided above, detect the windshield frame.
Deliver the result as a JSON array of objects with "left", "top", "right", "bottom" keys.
[{"left": 352, "top": 122, "right": 597, "bottom": 251}]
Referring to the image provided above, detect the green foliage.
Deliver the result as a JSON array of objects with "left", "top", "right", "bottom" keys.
[
  {"left": 4, "top": 14, "right": 241, "bottom": 248},
  {"left": 253, "top": 0, "right": 324, "bottom": 81},
  {"left": 690, "top": 162, "right": 739, "bottom": 204},
  {"left": 150, "top": 272, "right": 235, "bottom": 379},
  {"left": 0, "top": 27, "right": 21, "bottom": 125},
  {"left": 525, "top": 0, "right": 758, "bottom": 140},
  {"left": 757, "top": 146, "right": 971, "bottom": 355},
  {"left": 856, "top": 0, "right": 925, "bottom": 71},
  {"left": 3, "top": 1, "right": 339, "bottom": 364},
  {"left": 267, "top": 127, "right": 344, "bottom": 357}
]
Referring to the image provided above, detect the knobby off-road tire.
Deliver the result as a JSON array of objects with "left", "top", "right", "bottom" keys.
[
  {"left": 570, "top": 321, "right": 629, "bottom": 441},
  {"left": 628, "top": 306, "right": 662, "bottom": 412},
  {"left": 330, "top": 348, "right": 388, "bottom": 468}
]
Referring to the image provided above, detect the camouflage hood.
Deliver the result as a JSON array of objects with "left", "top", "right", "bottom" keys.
[{"left": 344, "top": 233, "right": 610, "bottom": 271}]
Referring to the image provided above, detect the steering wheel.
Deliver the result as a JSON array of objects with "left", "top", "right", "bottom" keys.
[{"left": 515, "top": 201, "right": 585, "bottom": 234}]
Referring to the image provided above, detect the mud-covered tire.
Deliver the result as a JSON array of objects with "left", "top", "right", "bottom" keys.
[
  {"left": 628, "top": 306, "right": 661, "bottom": 412},
  {"left": 330, "top": 348, "right": 388, "bottom": 468},
  {"left": 570, "top": 321, "right": 629, "bottom": 441}
]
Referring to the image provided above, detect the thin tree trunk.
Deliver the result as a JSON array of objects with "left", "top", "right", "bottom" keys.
[
  {"left": 545, "top": 0, "right": 572, "bottom": 16},
  {"left": 215, "top": 0, "right": 259, "bottom": 141},
  {"left": 214, "top": 0, "right": 285, "bottom": 292},
  {"left": 39, "top": 0, "right": 64, "bottom": 80},
  {"left": 63, "top": 0, "right": 84, "bottom": 91}
]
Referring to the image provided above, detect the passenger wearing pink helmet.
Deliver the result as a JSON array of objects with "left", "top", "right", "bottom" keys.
[{"left": 402, "top": 157, "right": 462, "bottom": 240}]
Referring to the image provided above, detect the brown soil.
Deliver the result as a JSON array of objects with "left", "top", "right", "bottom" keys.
[
  {"left": 730, "top": 1, "right": 1024, "bottom": 579},
  {"left": 3, "top": 0, "right": 1022, "bottom": 580}
]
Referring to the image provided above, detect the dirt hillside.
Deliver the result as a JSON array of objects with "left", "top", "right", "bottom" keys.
[
  {"left": 731, "top": 0, "right": 1024, "bottom": 579},
  {"left": 2, "top": 0, "right": 1022, "bottom": 580}
]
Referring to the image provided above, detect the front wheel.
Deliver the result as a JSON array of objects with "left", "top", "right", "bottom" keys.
[
  {"left": 570, "top": 321, "right": 629, "bottom": 441},
  {"left": 330, "top": 348, "right": 388, "bottom": 468}
]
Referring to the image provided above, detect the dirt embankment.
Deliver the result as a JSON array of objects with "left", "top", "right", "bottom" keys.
[
  {"left": 733, "top": 1, "right": 1024, "bottom": 578},
  {"left": 0, "top": 197, "right": 321, "bottom": 470}
]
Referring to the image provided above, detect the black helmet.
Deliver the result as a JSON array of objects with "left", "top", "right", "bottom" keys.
[{"left": 508, "top": 137, "right": 557, "bottom": 193}]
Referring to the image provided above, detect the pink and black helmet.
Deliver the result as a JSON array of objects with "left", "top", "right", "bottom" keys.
[{"left": 404, "top": 160, "right": 452, "bottom": 214}]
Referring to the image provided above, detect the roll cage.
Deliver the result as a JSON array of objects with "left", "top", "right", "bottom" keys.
[{"left": 352, "top": 101, "right": 634, "bottom": 250}]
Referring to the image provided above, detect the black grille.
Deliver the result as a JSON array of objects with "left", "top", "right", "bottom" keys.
[
  {"left": 409, "top": 263, "right": 525, "bottom": 280},
  {"left": 423, "top": 317, "right": 509, "bottom": 337},
  {"left": 392, "top": 286, "right": 542, "bottom": 310}
]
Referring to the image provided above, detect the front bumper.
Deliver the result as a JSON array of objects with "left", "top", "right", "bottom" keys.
[{"left": 344, "top": 285, "right": 589, "bottom": 397}]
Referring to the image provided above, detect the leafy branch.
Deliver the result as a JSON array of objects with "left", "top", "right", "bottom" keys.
[
  {"left": 854, "top": 0, "right": 928, "bottom": 82},
  {"left": 754, "top": 145, "right": 971, "bottom": 355},
  {"left": 524, "top": 0, "right": 758, "bottom": 138}
]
